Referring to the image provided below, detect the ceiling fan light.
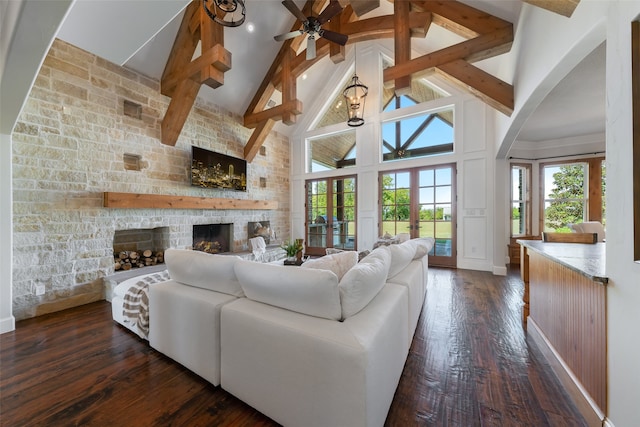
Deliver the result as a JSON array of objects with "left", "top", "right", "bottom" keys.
[
  {"left": 343, "top": 74, "right": 368, "bottom": 127},
  {"left": 306, "top": 35, "right": 316, "bottom": 60}
]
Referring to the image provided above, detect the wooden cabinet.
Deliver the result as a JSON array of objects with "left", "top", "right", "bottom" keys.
[{"left": 509, "top": 236, "right": 539, "bottom": 265}]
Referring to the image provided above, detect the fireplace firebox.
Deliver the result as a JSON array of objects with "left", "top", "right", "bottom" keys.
[{"left": 193, "top": 223, "right": 233, "bottom": 254}]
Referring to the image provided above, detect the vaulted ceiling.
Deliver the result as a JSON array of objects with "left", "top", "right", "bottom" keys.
[{"left": 56, "top": 0, "right": 603, "bottom": 160}]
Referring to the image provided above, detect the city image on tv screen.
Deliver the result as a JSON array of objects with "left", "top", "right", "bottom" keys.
[{"left": 191, "top": 146, "right": 247, "bottom": 191}]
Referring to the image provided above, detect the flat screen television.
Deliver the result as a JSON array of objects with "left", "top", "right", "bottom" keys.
[{"left": 191, "top": 146, "right": 247, "bottom": 191}]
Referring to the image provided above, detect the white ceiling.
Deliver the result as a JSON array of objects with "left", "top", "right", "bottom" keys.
[
  {"left": 517, "top": 42, "right": 606, "bottom": 143},
  {"left": 55, "top": 0, "right": 605, "bottom": 148}
]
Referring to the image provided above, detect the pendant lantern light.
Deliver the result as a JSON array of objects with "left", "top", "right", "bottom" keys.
[{"left": 342, "top": 45, "right": 367, "bottom": 127}]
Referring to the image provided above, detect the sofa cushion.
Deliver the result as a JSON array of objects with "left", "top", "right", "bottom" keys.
[
  {"left": 387, "top": 241, "right": 416, "bottom": 279},
  {"left": 303, "top": 251, "right": 358, "bottom": 281},
  {"left": 234, "top": 260, "right": 342, "bottom": 321},
  {"left": 409, "top": 237, "right": 436, "bottom": 260},
  {"left": 165, "top": 249, "right": 244, "bottom": 297},
  {"left": 339, "top": 246, "right": 391, "bottom": 319}
]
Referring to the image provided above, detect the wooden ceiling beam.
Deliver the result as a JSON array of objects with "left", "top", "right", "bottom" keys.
[
  {"left": 161, "top": 78, "right": 201, "bottom": 146},
  {"left": 340, "top": 12, "right": 431, "bottom": 43},
  {"left": 244, "top": 119, "right": 276, "bottom": 161},
  {"left": 339, "top": 0, "right": 380, "bottom": 17},
  {"left": 413, "top": 0, "right": 512, "bottom": 36},
  {"left": 160, "top": 0, "right": 232, "bottom": 146},
  {"left": 327, "top": 9, "right": 346, "bottom": 62},
  {"left": 383, "top": 25, "right": 513, "bottom": 81},
  {"left": 162, "top": 45, "right": 231, "bottom": 93},
  {"left": 244, "top": 100, "right": 304, "bottom": 129},
  {"left": 394, "top": 0, "right": 412, "bottom": 95},
  {"left": 161, "top": 1, "right": 200, "bottom": 98},
  {"left": 522, "top": 0, "right": 580, "bottom": 18},
  {"left": 281, "top": 47, "right": 298, "bottom": 125},
  {"left": 436, "top": 59, "right": 514, "bottom": 115}
]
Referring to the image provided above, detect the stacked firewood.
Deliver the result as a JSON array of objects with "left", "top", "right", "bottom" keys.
[{"left": 114, "top": 250, "right": 164, "bottom": 271}]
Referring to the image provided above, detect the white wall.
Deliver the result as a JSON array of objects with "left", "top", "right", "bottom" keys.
[
  {"left": 0, "top": 0, "right": 74, "bottom": 333},
  {"left": 290, "top": 42, "right": 498, "bottom": 272},
  {"left": 605, "top": 2, "right": 640, "bottom": 426},
  {"left": 0, "top": 133, "right": 14, "bottom": 333}
]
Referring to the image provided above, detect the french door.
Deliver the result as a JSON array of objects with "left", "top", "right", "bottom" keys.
[
  {"left": 380, "top": 164, "right": 457, "bottom": 267},
  {"left": 305, "top": 176, "right": 357, "bottom": 256}
]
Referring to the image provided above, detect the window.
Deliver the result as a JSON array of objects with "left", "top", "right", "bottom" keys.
[
  {"left": 511, "top": 164, "right": 531, "bottom": 236},
  {"left": 307, "top": 130, "right": 356, "bottom": 172},
  {"left": 381, "top": 56, "right": 450, "bottom": 111},
  {"left": 541, "top": 158, "right": 605, "bottom": 232},
  {"left": 381, "top": 108, "right": 454, "bottom": 162}
]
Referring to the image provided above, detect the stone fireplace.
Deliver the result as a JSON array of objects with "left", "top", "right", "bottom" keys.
[{"left": 10, "top": 39, "right": 290, "bottom": 321}]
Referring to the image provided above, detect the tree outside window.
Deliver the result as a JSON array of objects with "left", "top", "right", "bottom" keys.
[{"left": 543, "top": 164, "right": 587, "bottom": 232}]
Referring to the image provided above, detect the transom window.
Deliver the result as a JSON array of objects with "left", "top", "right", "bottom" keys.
[
  {"left": 381, "top": 108, "right": 454, "bottom": 161},
  {"left": 307, "top": 130, "right": 356, "bottom": 172}
]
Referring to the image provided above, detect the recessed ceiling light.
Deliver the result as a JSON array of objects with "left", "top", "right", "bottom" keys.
[{"left": 246, "top": 22, "right": 255, "bottom": 33}]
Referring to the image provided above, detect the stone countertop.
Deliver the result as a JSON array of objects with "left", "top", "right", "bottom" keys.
[{"left": 517, "top": 240, "right": 608, "bottom": 284}]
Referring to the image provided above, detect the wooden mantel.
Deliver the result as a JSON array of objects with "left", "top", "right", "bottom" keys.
[{"left": 103, "top": 192, "right": 278, "bottom": 210}]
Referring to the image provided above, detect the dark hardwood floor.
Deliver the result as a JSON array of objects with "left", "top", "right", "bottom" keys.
[{"left": 0, "top": 267, "right": 586, "bottom": 426}]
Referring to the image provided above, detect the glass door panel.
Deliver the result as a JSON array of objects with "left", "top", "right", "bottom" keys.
[
  {"left": 332, "top": 177, "right": 356, "bottom": 250},
  {"left": 382, "top": 164, "right": 456, "bottom": 267},
  {"left": 307, "top": 180, "right": 328, "bottom": 253},
  {"left": 381, "top": 171, "right": 411, "bottom": 236},
  {"left": 306, "top": 176, "right": 357, "bottom": 256}
]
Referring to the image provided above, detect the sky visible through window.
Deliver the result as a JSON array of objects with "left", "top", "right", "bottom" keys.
[{"left": 382, "top": 95, "right": 453, "bottom": 156}]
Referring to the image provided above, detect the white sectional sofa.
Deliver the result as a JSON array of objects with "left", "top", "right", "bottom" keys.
[{"left": 142, "top": 237, "right": 433, "bottom": 427}]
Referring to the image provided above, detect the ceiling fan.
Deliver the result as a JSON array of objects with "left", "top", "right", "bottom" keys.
[{"left": 274, "top": 0, "right": 348, "bottom": 60}]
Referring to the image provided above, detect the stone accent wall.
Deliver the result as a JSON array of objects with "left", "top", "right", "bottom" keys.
[{"left": 11, "top": 39, "right": 290, "bottom": 321}]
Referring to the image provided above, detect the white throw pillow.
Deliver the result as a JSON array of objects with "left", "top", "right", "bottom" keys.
[
  {"left": 234, "top": 260, "right": 342, "bottom": 321},
  {"left": 387, "top": 241, "right": 416, "bottom": 279},
  {"left": 339, "top": 246, "right": 391, "bottom": 319},
  {"left": 396, "top": 232, "right": 411, "bottom": 243},
  {"left": 410, "top": 237, "right": 435, "bottom": 259},
  {"left": 303, "top": 251, "right": 358, "bottom": 281},
  {"left": 165, "top": 249, "right": 244, "bottom": 296}
]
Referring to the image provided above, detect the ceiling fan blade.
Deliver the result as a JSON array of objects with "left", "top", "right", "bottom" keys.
[
  {"left": 274, "top": 30, "right": 304, "bottom": 42},
  {"left": 320, "top": 29, "right": 348, "bottom": 46},
  {"left": 282, "top": 0, "right": 308, "bottom": 23},
  {"left": 317, "top": 0, "right": 343, "bottom": 25},
  {"left": 306, "top": 35, "right": 316, "bottom": 60}
]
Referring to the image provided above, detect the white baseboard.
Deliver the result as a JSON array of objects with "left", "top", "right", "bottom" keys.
[
  {"left": 0, "top": 315, "right": 15, "bottom": 334},
  {"left": 493, "top": 265, "right": 507, "bottom": 276}
]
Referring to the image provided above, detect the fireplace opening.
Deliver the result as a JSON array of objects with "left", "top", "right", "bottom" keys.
[
  {"left": 113, "top": 227, "right": 169, "bottom": 271},
  {"left": 193, "top": 223, "right": 233, "bottom": 254}
]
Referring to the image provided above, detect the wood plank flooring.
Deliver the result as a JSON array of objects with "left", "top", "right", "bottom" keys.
[{"left": 0, "top": 267, "right": 586, "bottom": 426}]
